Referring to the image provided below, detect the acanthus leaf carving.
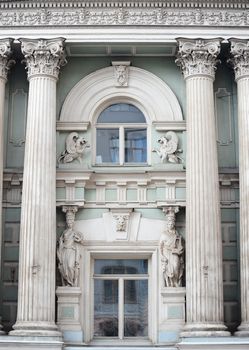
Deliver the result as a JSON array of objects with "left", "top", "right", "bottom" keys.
[
  {"left": 176, "top": 38, "right": 222, "bottom": 79},
  {"left": 228, "top": 38, "right": 249, "bottom": 80},
  {"left": 0, "top": 38, "right": 14, "bottom": 80},
  {"left": 19, "top": 38, "right": 67, "bottom": 80}
]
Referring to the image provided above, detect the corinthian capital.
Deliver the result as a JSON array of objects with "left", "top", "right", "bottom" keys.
[
  {"left": 0, "top": 38, "right": 14, "bottom": 81},
  {"left": 176, "top": 38, "right": 222, "bottom": 79},
  {"left": 19, "top": 38, "right": 66, "bottom": 80},
  {"left": 229, "top": 38, "right": 249, "bottom": 81}
]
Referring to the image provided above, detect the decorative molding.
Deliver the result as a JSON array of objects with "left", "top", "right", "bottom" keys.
[
  {"left": 229, "top": 38, "right": 249, "bottom": 80},
  {"left": 56, "top": 121, "right": 89, "bottom": 131},
  {"left": 0, "top": 38, "right": 14, "bottom": 80},
  {"left": 1, "top": 6, "right": 249, "bottom": 27},
  {"left": 154, "top": 121, "right": 186, "bottom": 131},
  {"left": 176, "top": 38, "right": 222, "bottom": 79},
  {"left": 9, "top": 89, "right": 27, "bottom": 147},
  {"left": 19, "top": 38, "right": 66, "bottom": 80},
  {"left": 2, "top": 1, "right": 249, "bottom": 11},
  {"left": 60, "top": 66, "right": 183, "bottom": 123},
  {"left": 214, "top": 88, "right": 233, "bottom": 145}
]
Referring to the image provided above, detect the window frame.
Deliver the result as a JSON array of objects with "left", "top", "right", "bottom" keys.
[
  {"left": 92, "top": 101, "right": 152, "bottom": 167},
  {"left": 83, "top": 249, "right": 157, "bottom": 345}
]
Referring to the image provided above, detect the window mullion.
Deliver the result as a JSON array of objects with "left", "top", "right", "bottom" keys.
[
  {"left": 119, "top": 126, "right": 124, "bottom": 165},
  {"left": 118, "top": 278, "right": 124, "bottom": 340}
]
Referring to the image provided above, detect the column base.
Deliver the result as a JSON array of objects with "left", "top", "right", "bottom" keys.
[
  {"left": 9, "top": 321, "right": 62, "bottom": 338},
  {"left": 235, "top": 323, "right": 249, "bottom": 337},
  {"left": 181, "top": 323, "right": 230, "bottom": 337}
]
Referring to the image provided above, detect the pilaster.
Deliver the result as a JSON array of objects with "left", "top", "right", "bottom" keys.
[
  {"left": 176, "top": 38, "right": 229, "bottom": 337},
  {"left": 10, "top": 38, "right": 66, "bottom": 337},
  {"left": 0, "top": 38, "right": 14, "bottom": 335},
  {"left": 229, "top": 38, "right": 249, "bottom": 337}
]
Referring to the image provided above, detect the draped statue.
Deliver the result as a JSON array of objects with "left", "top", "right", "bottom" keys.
[
  {"left": 160, "top": 207, "right": 184, "bottom": 288},
  {"left": 57, "top": 206, "right": 84, "bottom": 287}
]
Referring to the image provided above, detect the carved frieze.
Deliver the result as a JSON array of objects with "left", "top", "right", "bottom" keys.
[
  {"left": 0, "top": 38, "right": 14, "bottom": 80},
  {"left": 0, "top": 7, "right": 249, "bottom": 27},
  {"left": 176, "top": 38, "right": 222, "bottom": 79},
  {"left": 229, "top": 39, "right": 249, "bottom": 80},
  {"left": 19, "top": 38, "right": 66, "bottom": 80}
]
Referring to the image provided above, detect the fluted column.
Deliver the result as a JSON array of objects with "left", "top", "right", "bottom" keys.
[
  {"left": 11, "top": 38, "right": 66, "bottom": 337},
  {"left": 229, "top": 38, "right": 249, "bottom": 336},
  {"left": 176, "top": 38, "right": 229, "bottom": 336},
  {"left": 0, "top": 38, "right": 14, "bottom": 335}
]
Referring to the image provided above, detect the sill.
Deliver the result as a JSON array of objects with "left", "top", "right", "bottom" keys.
[
  {"left": 94, "top": 164, "right": 149, "bottom": 167},
  {"left": 90, "top": 338, "right": 152, "bottom": 346}
]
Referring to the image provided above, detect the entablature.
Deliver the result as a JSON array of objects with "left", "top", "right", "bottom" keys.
[{"left": 2, "top": 169, "right": 239, "bottom": 209}]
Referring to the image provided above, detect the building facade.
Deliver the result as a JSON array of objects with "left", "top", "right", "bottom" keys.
[{"left": 0, "top": 0, "right": 249, "bottom": 349}]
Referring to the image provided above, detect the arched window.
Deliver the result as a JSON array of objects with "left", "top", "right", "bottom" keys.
[{"left": 95, "top": 103, "right": 147, "bottom": 165}]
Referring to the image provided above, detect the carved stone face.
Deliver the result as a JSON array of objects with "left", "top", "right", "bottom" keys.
[
  {"left": 166, "top": 217, "right": 175, "bottom": 230},
  {"left": 66, "top": 212, "right": 75, "bottom": 229}
]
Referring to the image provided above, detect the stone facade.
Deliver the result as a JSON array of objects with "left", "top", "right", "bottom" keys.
[{"left": 0, "top": 1, "right": 247, "bottom": 350}]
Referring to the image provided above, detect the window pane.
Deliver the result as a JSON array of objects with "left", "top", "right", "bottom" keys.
[
  {"left": 94, "top": 259, "right": 148, "bottom": 275},
  {"left": 96, "top": 128, "right": 119, "bottom": 163},
  {"left": 97, "top": 103, "right": 146, "bottom": 123},
  {"left": 94, "top": 279, "right": 118, "bottom": 337},
  {"left": 124, "top": 280, "right": 148, "bottom": 337},
  {"left": 125, "top": 128, "right": 147, "bottom": 163}
]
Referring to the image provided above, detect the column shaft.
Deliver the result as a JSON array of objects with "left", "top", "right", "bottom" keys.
[
  {"left": 176, "top": 38, "right": 229, "bottom": 337},
  {"left": 229, "top": 38, "right": 249, "bottom": 336},
  {"left": 237, "top": 78, "right": 249, "bottom": 334},
  {"left": 185, "top": 76, "right": 225, "bottom": 330},
  {"left": 0, "top": 39, "right": 14, "bottom": 334},
  {"left": 11, "top": 38, "right": 65, "bottom": 337}
]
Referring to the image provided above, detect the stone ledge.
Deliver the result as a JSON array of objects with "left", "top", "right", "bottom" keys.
[{"left": 0, "top": 335, "right": 63, "bottom": 350}]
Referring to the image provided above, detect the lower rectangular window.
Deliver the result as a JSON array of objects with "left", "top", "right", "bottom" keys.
[{"left": 93, "top": 259, "right": 148, "bottom": 339}]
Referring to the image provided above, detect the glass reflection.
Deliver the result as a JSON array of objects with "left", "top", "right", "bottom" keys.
[
  {"left": 94, "top": 279, "right": 118, "bottom": 337},
  {"left": 124, "top": 280, "right": 148, "bottom": 337},
  {"left": 125, "top": 128, "right": 147, "bottom": 163},
  {"left": 96, "top": 128, "right": 119, "bottom": 164},
  {"left": 94, "top": 259, "right": 148, "bottom": 275},
  {"left": 98, "top": 103, "right": 146, "bottom": 123}
]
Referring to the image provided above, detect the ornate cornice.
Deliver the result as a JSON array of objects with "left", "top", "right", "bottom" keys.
[
  {"left": 20, "top": 38, "right": 66, "bottom": 80},
  {"left": 0, "top": 6, "right": 249, "bottom": 27},
  {"left": 176, "top": 38, "right": 222, "bottom": 79},
  {"left": 229, "top": 38, "right": 249, "bottom": 81},
  {"left": 1, "top": 1, "right": 249, "bottom": 10},
  {"left": 0, "top": 38, "right": 14, "bottom": 81}
]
